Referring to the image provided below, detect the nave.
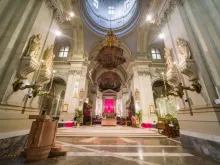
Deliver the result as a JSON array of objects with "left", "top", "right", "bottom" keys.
[{"left": 1, "top": 126, "right": 219, "bottom": 165}]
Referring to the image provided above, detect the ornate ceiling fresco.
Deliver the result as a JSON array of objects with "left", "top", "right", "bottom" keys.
[
  {"left": 96, "top": 46, "right": 126, "bottom": 70},
  {"left": 98, "top": 71, "right": 122, "bottom": 92}
]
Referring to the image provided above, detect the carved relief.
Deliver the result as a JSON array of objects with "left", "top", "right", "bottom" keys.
[
  {"left": 158, "top": 0, "right": 181, "bottom": 27},
  {"left": 44, "top": 0, "right": 64, "bottom": 24},
  {"left": 98, "top": 71, "right": 121, "bottom": 92}
]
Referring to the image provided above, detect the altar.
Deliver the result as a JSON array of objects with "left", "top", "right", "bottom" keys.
[{"left": 101, "top": 118, "right": 117, "bottom": 126}]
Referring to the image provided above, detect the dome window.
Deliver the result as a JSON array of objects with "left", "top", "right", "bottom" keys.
[
  {"left": 93, "top": 0, "right": 98, "bottom": 9},
  {"left": 108, "top": 6, "right": 115, "bottom": 15}
]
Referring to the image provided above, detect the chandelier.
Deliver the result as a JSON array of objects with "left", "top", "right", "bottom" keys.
[
  {"left": 104, "top": 30, "right": 118, "bottom": 47},
  {"left": 96, "top": 46, "right": 126, "bottom": 70}
]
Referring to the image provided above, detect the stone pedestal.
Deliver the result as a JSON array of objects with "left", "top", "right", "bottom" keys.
[{"left": 22, "top": 115, "right": 67, "bottom": 162}]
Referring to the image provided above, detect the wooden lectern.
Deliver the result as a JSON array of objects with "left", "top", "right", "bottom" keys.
[{"left": 22, "top": 115, "right": 67, "bottom": 162}]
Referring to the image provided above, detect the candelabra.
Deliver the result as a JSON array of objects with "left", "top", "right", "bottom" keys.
[{"left": 12, "top": 60, "right": 56, "bottom": 98}]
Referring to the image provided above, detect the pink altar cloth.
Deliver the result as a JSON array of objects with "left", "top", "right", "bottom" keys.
[
  {"left": 104, "top": 99, "right": 114, "bottom": 114},
  {"left": 141, "top": 122, "right": 152, "bottom": 128},
  {"left": 65, "top": 121, "right": 74, "bottom": 127}
]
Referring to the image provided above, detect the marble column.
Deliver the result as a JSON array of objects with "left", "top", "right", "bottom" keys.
[
  {"left": 60, "top": 69, "right": 85, "bottom": 120},
  {"left": 131, "top": 67, "right": 156, "bottom": 122}
]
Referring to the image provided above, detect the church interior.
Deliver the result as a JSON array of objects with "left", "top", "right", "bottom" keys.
[{"left": 0, "top": 0, "right": 220, "bottom": 164}]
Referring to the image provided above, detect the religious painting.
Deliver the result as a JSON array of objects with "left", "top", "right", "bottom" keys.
[
  {"left": 104, "top": 99, "right": 115, "bottom": 114},
  {"left": 97, "top": 71, "right": 121, "bottom": 92},
  {"left": 149, "top": 104, "right": 155, "bottom": 114},
  {"left": 63, "top": 104, "right": 68, "bottom": 112},
  {"left": 73, "top": 81, "right": 79, "bottom": 98}
]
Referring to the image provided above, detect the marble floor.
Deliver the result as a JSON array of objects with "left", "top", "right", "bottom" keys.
[{"left": 0, "top": 126, "right": 219, "bottom": 165}]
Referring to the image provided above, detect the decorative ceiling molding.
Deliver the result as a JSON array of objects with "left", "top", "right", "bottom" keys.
[
  {"left": 157, "top": 0, "right": 182, "bottom": 27},
  {"left": 44, "top": 0, "right": 65, "bottom": 24}
]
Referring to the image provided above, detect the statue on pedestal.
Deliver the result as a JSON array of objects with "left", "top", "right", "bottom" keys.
[
  {"left": 43, "top": 45, "right": 55, "bottom": 71},
  {"left": 176, "top": 38, "right": 191, "bottom": 61},
  {"left": 26, "top": 34, "right": 42, "bottom": 59},
  {"left": 164, "top": 47, "right": 174, "bottom": 70}
]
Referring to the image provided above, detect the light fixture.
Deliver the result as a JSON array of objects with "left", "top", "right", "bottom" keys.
[
  {"left": 146, "top": 14, "right": 152, "bottom": 21},
  {"left": 55, "top": 31, "right": 61, "bottom": 36},
  {"left": 70, "top": 12, "right": 74, "bottom": 17},
  {"left": 53, "top": 70, "right": 56, "bottom": 73},
  {"left": 159, "top": 33, "right": 164, "bottom": 39},
  {"left": 104, "top": 30, "right": 118, "bottom": 47},
  {"left": 161, "top": 72, "right": 164, "bottom": 75}
]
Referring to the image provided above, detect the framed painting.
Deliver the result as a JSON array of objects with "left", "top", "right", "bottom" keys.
[
  {"left": 63, "top": 104, "right": 68, "bottom": 112},
  {"left": 149, "top": 104, "right": 155, "bottom": 114}
]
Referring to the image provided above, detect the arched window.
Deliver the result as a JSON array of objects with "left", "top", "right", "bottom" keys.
[
  {"left": 151, "top": 48, "right": 161, "bottom": 59},
  {"left": 58, "top": 46, "right": 69, "bottom": 57},
  {"left": 93, "top": 0, "right": 98, "bottom": 9},
  {"left": 108, "top": 6, "right": 115, "bottom": 15}
]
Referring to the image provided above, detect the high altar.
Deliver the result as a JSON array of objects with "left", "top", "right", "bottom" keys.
[{"left": 95, "top": 89, "right": 119, "bottom": 126}]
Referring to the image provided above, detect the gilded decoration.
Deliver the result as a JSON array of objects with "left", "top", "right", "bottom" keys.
[
  {"left": 98, "top": 71, "right": 121, "bottom": 92},
  {"left": 104, "top": 30, "right": 118, "bottom": 47},
  {"left": 96, "top": 46, "right": 126, "bottom": 70}
]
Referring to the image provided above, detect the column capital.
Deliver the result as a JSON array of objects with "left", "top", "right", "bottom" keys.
[
  {"left": 157, "top": 0, "right": 182, "bottom": 27},
  {"left": 137, "top": 71, "right": 151, "bottom": 76},
  {"left": 68, "top": 70, "right": 82, "bottom": 75}
]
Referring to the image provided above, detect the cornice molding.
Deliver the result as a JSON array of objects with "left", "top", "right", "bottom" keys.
[
  {"left": 44, "top": 0, "right": 64, "bottom": 24},
  {"left": 157, "top": 0, "right": 182, "bottom": 27}
]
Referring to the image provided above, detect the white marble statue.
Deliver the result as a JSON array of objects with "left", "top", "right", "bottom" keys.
[
  {"left": 43, "top": 45, "right": 55, "bottom": 71},
  {"left": 26, "top": 34, "right": 42, "bottom": 58},
  {"left": 164, "top": 47, "right": 174, "bottom": 70},
  {"left": 176, "top": 38, "right": 191, "bottom": 60}
]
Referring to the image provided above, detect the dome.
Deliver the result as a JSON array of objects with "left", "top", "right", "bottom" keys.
[{"left": 80, "top": 0, "right": 141, "bottom": 36}]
